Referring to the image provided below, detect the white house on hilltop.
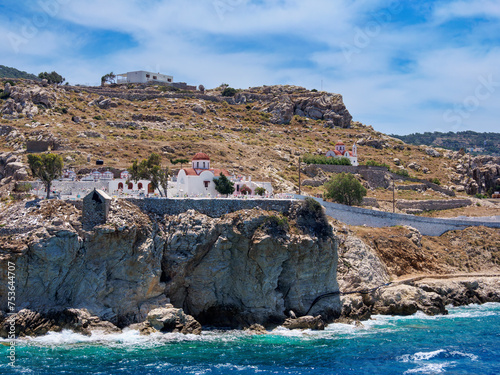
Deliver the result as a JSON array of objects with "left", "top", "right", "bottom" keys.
[
  {"left": 326, "top": 141, "right": 359, "bottom": 166},
  {"left": 176, "top": 153, "right": 273, "bottom": 197},
  {"left": 116, "top": 71, "right": 173, "bottom": 85}
]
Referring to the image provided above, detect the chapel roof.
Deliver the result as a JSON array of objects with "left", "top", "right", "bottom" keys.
[{"left": 192, "top": 152, "right": 210, "bottom": 161}]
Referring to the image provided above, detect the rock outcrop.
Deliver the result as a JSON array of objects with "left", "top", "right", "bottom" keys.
[
  {"left": 282, "top": 315, "right": 325, "bottom": 330},
  {"left": 0, "top": 198, "right": 341, "bottom": 336},
  {"left": 145, "top": 305, "right": 201, "bottom": 335},
  {"left": 162, "top": 205, "right": 340, "bottom": 327},
  {"left": 0, "top": 308, "right": 120, "bottom": 337},
  {"left": 1, "top": 82, "right": 57, "bottom": 118}
]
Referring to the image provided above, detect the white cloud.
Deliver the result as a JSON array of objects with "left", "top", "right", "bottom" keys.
[
  {"left": 1, "top": 0, "right": 499, "bottom": 134},
  {"left": 433, "top": 0, "right": 500, "bottom": 23}
]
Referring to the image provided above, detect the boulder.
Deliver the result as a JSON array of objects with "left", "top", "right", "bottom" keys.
[
  {"left": 98, "top": 98, "right": 118, "bottom": 109},
  {"left": 282, "top": 315, "right": 325, "bottom": 330},
  {"left": 192, "top": 104, "right": 206, "bottom": 115},
  {"left": 146, "top": 306, "right": 202, "bottom": 335},
  {"left": 426, "top": 148, "right": 441, "bottom": 158},
  {"left": 267, "top": 95, "right": 294, "bottom": 124},
  {"left": 372, "top": 284, "right": 446, "bottom": 316},
  {"left": 30, "top": 87, "right": 56, "bottom": 108}
]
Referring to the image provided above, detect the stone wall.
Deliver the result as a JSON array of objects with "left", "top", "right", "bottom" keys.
[
  {"left": 396, "top": 199, "right": 472, "bottom": 212},
  {"left": 126, "top": 198, "right": 295, "bottom": 218},
  {"left": 295, "top": 195, "right": 500, "bottom": 236}
]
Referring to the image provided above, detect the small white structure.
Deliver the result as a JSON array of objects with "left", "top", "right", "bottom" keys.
[
  {"left": 109, "top": 178, "right": 155, "bottom": 196},
  {"left": 176, "top": 153, "right": 273, "bottom": 197},
  {"left": 326, "top": 141, "right": 358, "bottom": 166},
  {"left": 102, "top": 171, "right": 114, "bottom": 180},
  {"left": 116, "top": 71, "right": 173, "bottom": 85},
  {"left": 177, "top": 153, "right": 231, "bottom": 196},
  {"left": 62, "top": 170, "right": 77, "bottom": 181}
]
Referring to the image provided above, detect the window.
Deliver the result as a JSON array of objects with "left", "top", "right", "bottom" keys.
[
  {"left": 153, "top": 76, "right": 157, "bottom": 80},
  {"left": 204, "top": 181, "right": 210, "bottom": 188},
  {"left": 146, "top": 74, "right": 150, "bottom": 78},
  {"left": 168, "top": 78, "right": 172, "bottom": 82},
  {"left": 236, "top": 185, "right": 240, "bottom": 192},
  {"left": 203, "top": 162, "right": 206, "bottom": 169}
]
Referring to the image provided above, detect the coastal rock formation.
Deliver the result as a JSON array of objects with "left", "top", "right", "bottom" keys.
[
  {"left": 145, "top": 305, "right": 202, "bottom": 335},
  {"left": 0, "top": 199, "right": 167, "bottom": 329},
  {"left": 162, "top": 204, "right": 340, "bottom": 327},
  {"left": 0, "top": 198, "right": 340, "bottom": 335},
  {"left": 0, "top": 308, "right": 120, "bottom": 337},
  {"left": 371, "top": 284, "right": 447, "bottom": 316},
  {"left": 282, "top": 315, "right": 325, "bottom": 330}
]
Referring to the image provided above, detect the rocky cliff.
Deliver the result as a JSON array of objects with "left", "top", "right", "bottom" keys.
[{"left": 0, "top": 198, "right": 340, "bottom": 333}]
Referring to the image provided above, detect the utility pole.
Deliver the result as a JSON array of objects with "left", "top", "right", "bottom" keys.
[
  {"left": 298, "top": 157, "right": 301, "bottom": 196},
  {"left": 392, "top": 176, "right": 395, "bottom": 213}
]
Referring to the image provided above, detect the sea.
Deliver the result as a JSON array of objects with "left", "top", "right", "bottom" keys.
[{"left": 1, "top": 303, "right": 499, "bottom": 375}]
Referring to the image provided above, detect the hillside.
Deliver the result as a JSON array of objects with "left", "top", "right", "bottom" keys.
[
  {"left": 391, "top": 131, "right": 500, "bottom": 156},
  {"left": 0, "top": 78, "right": 499, "bottom": 216},
  {"left": 0, "top": 65, "right": 39, "bottom": 80}
]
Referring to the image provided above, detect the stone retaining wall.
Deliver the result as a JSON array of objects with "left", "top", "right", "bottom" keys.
[
  {"left": 126, "top": 198, "right": 295, "bottom": 218},
  {"left": 396, "top": 199, "right": 472, "bottom": 212},
  {"left": 295, "top": 195, "right": 500, "bottom": 236}
]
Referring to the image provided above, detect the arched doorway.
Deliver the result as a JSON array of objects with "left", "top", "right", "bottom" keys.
[
  {"left": 118, "top": 182, "right": 124, "bottom": 190},
  {"left": 148, "top": 183, "right": 154, "bottom": 194},
  {"left": 128, "top": 182, "right": 133, "bottom": 190},
  {"left": 138, "top": 182, "right": 143, "bottom": 190}
]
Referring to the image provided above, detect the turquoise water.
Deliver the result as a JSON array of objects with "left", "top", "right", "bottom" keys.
[{"left": 1, "top": 303, "right": 499, "bottom": 374}]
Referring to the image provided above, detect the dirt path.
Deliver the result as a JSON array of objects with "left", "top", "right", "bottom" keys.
[{"left": 395, "top": 273, "right": 500, "bottom": 285}]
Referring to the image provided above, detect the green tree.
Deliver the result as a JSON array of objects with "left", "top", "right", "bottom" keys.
[
  {"left": 129, "top": 153, "right": 169, "bottom": 197},
  {"left": 38, "top": 71, "right": 65, "bottom": 84},
  {"left": 27, "top": 153, "right": 64, "bottom": 199},
  {"left": 214, "top": 173, "right": 235, "bottom": 196},
  {"left": 101, "top": 72, "right": 116, "bottom": 86},
  {"left": 170, "top": 158, "right": 189, "bottom": 170},
  {"left": 255, "top": 187, "right": 266, "bottom": 196},
  {"left": 324, "top": 172, "right": 367, "bottom": 206}
]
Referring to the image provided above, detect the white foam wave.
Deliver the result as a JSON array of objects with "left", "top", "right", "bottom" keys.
[
  {"left": 398, "top": 349, "right": 479, "bottom": 363},
  {"left": 404, "top": 363, "right": 452, "bottom": 374},
  {"left": 22, "top": 328, "right": 242, "bottom": 348},
  {"left": 399, "top": 349, "right": 446, "bottom": 363}
]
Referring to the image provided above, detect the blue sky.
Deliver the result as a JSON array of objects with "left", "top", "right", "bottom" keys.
[{"left": 1, "top": 0, "right": 499, "bottom": 135}]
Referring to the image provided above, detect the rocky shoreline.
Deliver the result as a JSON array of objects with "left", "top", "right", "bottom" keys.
[{"left": 1, "top": 198, "right": 499, "bottom": 338}]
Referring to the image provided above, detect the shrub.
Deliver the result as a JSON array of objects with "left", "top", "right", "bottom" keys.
[
  {"left": 324, "top": 173, "right": 367, "bottom": 206},
  {"left": 475, "top": 193, "right": 487, "bottom": 199},
  {"left": 255, "top": 187, "right": 266, "bottom": 196},
  {"left": 395, "top": 169, "right": 410, "bottom": 178},
  {"left": 222, "top": 87, "right": 237, "bottom": 97},
  {"left": 311, "top": 89, "right": 318, "bottom": 92},
  {"left": 13, "top": 182, "right": 32, "bottom": 193},
  {"left": 429, "top": 177, "right": 441, "bottom": 185},
  {"left": 38, "top": 71, "right": 65, "bottom": 84},
  {"left": 240, "top": 184, "right": 252, "bottom": 195},
  {"left": 365, "top": 160, "right": 390, "bottom": 169},
  {"left": 302, "top": 154, "right": 351, "bottom": 166},
  {"left": 296, "top": 197, "right": 331, "bottom": 238},
  {"left": 264, "top": 215, "right": 289, "bottom": 236},
  {"left": 93, "top": 115, "right": 103, "bottom": 120}
]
